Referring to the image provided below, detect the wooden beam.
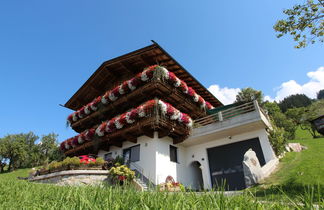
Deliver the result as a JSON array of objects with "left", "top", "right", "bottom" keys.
[
  {"left": 109, "top": 140, "right": 123, "bottom": 148},
  {"left": 120, "top": 61, "right": 135, "bottom": 75},
  {"left": 173, "top": 136, "right": 186, "bottom": 144},
  {"left": 122, "top": 132, "right": 137, "bottom": 143},
  {"left": 158, "top": 126, "right": 174, "bottom": 138}
]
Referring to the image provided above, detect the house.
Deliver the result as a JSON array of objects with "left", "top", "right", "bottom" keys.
[{"left": 60, "top": 41, "right": 277, "bottom": 190}]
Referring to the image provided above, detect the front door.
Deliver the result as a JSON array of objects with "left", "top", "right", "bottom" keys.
[{"left": 207, "top": 138, "right": 265, "bottom": 190}]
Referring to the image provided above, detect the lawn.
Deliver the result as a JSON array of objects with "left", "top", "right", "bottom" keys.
[
  {"left": 0, "top": 129, "right": 323, "bottom": 209},
  {"left": 0, "top": 168, "right": 320, "bottom": 209},
  {"left": 250, "top": 128, "right": 324, "bottom": 203},
  {"left": 0, "top": 169, "right": 285, "bottom": 209}
]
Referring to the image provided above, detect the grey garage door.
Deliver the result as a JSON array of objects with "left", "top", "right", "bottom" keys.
[{"left": 207, "top": 138, "right": 265, "bottom": 190}]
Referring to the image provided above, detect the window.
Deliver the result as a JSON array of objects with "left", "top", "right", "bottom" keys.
[
  {"left": 123, "top": 145, "right": 140, "bottom": 163},
  {"left": 130, "top": 145, "right": 140, "bottom": 162},
  {"left": 170, "top": 145, "right": 178, "bottom": 163},
  {"left": 104, "top": 152, "right": 112, "bottom": 161}
]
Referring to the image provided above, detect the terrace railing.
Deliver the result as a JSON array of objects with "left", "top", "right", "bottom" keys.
[{"left": 194, "top": 101, "right": 259, "bottom": 128}]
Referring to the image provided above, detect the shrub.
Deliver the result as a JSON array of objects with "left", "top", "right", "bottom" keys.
[
  {"left": 113, "top": 155, "right": 124, "bottom": 166},
  {"left": 62, "top": 157, "right": 71, "bottom": 168},
  {"left": 48, "top": 161, "right": 62, "bottom": 171},
  {"left": 95, "top": 157, "right": 105, "bottom": 166},
  {"left": 109, "top": 165, "right": 135, "bottom": 183},
  {"left": 269, "top": 125, "right": 287, "bottom": 156},
  {"left": 88, "top": 161, "right": 96, "bottom": 167},
  {"left": 70, "top": 157, "right": 81, "bottom": 167}
]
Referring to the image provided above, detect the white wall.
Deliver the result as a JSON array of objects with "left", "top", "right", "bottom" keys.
[
  {"left": 97, "top": 128, "right": 276, "bottom": 189},
  {"left": 154, "top": 136, "right": 188, "bottom": 185},
  {"left": 183, "top": 128, "right": 276, "bottom": 189},
  {"left": 97, "top": 135, "right": 157, "bottom": 184}
]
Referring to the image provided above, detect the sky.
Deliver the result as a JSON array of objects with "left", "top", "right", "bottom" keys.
[{"left": 0, "top": 1, "right": 323, "bottom": 143}]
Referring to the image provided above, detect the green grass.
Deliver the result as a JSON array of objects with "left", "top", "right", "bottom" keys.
[
  {"left": 250, "top": 128, "right": 324, "bottom": 202},
  {"left": 294, "top": 126, "right": 320, "bottom": 139},
  {"left": 0, "top": 128, "right": 323, "bottom": 209},
  {"left": 0, "top": 169, "right": 319, "bottom": 209}
]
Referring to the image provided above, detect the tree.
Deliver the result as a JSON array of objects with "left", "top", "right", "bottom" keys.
[
  {"left": 300, "top": 99, "right": 324, "bottom": 138},
  {"left": 39, "top": 133, "right": 64, "bottom": 164},
  {"left": 0, "top": 143, "right": 6, "bottom": 173},
  {"left": 0, "top": 134, "right": 28, "bottom": 171},
  {"left": 235, "top": 87, "right": 263, "bottom": 105},
  {"left": 285, "top": 107, "right": 306, "bottom": 125},
  {"left": 274, "top": 0, "right": 324, "bottom": 48},
  {"left": 317, "top": 89, "right": 324, "bottom": 99},
  {"left": 278, "top": 94, "right": 312, "bottom": 113},
  {"left": 263, "top": 102, "right": 297, "bottom": 140}
]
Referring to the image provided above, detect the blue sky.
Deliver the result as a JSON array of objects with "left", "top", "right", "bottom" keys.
[{"left": 0, "top": 1, "right": 323, "bottom": 142}]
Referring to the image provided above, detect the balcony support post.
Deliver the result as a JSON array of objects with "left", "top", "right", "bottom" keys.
[
  {"left": 253, "top": 100, "right": 259, "bottom": 111},
  {"left": 218, "top": 111, "right": 223, "bottom": 121}
]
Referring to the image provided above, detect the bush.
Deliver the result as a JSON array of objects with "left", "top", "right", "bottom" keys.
[
  {"left": 62, "top": 157, "right": 71, "bottom": 168},
  {"left": 95, "top": 157, "right": 105, "bottom": 166},
  {"left": 70, "top": 157, "right": 81, "bottom": 167},
  {"left": 269, "top": 126, "right": 287, "bottom": 156},
  {"left": 48, "top": 161, "right": 62, "bottom": 171},
  {"left": 113, "top": 155, "right": 124, "bottom": 166},
  {"left": 109, "top": 165, "right": 135, "bottom": 183}
]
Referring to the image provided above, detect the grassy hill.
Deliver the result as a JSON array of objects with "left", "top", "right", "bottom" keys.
[
  {"left": 250, "top": 128, "right": 324, "bottom": 202},
  {"left": 0, "top": 128, "right": 323, "bottom": 209},
  {"left": 0, "top": 169, "right": 299, "bottom": 209}
]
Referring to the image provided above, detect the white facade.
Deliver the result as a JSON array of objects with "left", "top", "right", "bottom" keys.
[{"left": 97, "top": 106, "right": 277, "bottom": 190}]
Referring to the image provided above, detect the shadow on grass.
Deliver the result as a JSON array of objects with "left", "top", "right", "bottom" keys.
[{"left": 252, "top": 177, "right": 324, "bottom": 203}]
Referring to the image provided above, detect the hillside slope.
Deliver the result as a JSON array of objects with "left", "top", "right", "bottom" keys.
[{"left": 252, "top": 129, "right": 324, "bottom": 200}]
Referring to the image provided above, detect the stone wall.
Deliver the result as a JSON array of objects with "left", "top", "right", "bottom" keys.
[{"left": 29, "top": 170, "right": 109, "bottom": 186}]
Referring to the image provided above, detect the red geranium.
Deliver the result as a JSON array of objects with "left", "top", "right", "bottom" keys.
[
  {"left": 111, "top": 87, "right": 120, "bottom": 98},
  {"left": 166, "top": 104, "right": 176, "bottom": 116},
  {"left": 119, "top": 113, "right": 127, "bottom": 125},
  {"left": 121, "top": 81, "right": 130, "bottom": 94},
  {"left": 85, "top": 128, "right": 95, "bottom": 140},
  {"left": 143, "top": 100, "right": 156, "bottom": 113},
  {"left": 107, "top": 119, "right": 117, "bottom": 132},
  {"left": 198, "top": 96, "right": 205, "bottom": 105},
  {"left": 67, "top": 114, "right": 73, "bottom": 123},
  {"left": 206, "top": 102, "right": 213, "bottom": 110},
  {"left": 179, "top": 80, "right": 188, "bottom": 93},
  {"left": 187, "top": 87, "right": 195, "bottom": 97},
  {"left": 168, "top": 72, "right": 177, "bottom": 83}
]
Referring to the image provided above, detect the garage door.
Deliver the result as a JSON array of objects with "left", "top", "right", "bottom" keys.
[{"left": 207, "top": 138, "right": 265, "bottom": 190}]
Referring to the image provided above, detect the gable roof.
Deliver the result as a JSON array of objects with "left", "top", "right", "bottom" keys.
[{"left": 64, "top": 41, "right": 223, "bottom": 111}]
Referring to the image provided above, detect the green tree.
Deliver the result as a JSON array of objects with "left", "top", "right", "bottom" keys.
[
  {"left": 274, "top": 0, "right": 324, "bottom": 48},
  {"left": 235, "top": 87, "right": 263, "bottom": 105},
  {"left": 21, "top": 132, "right": 39, "bottom": 168},
  {"left": 285, "top": 107, "right": 306, "bottom": 125},
  {"left": 301, "top": 99, "right": 324, "bottom": 138},
  {"left": 278, "top": 94, "right": 312, "bottom": 113},
  {"left": 0, "top": 134, "right": 28, "bottom": 171},
  {"left": 0, "top": 143, "right": 6, "bottom": 173},
  {"left": 317, "top": 89, "right": 324, "bottom": 99},
  {"left": 39, "top": 133, "right": 64, "bottom": 164},
  {"left": 264, "top": 102, "right": 297, "bottom": 140}
]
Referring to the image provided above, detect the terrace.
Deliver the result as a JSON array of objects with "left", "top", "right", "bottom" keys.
[{"left": 183, "top": 101, "right": 272, "bottom": 146}]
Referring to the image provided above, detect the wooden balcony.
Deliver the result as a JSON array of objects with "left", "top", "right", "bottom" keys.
[
  {"left": 70, "top": 81, "right": 209, "bottom": 133},
  {"left": 65, "top": 116, "right": 190, "bottom": 157}
]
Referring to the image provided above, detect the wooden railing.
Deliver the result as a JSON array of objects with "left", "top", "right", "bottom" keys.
[{"left": 194, "top": 101, "right": 257, "bottom": 128}]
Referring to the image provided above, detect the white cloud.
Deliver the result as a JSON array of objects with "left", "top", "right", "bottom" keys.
[
  {"left": 272, "top": 66, "right": 324, "bottom": 101},
  {"left": 208, "top": 85, "right": 240, "bottom": 105},
  {"left": 264, "top": 95, "right": 274, "bottom": 102},
  {"left": 208, "top": 66, "right": 324, "bottom": 105}
]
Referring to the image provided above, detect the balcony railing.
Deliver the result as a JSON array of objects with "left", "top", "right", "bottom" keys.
[{"left": 194, "top": 101, "right": 259, "bottom": 128}]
